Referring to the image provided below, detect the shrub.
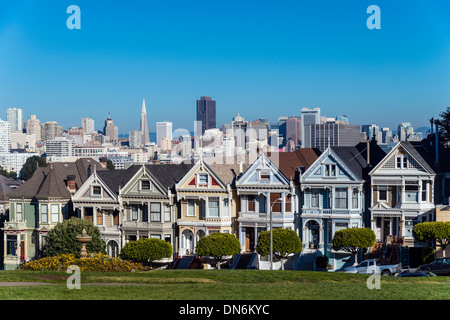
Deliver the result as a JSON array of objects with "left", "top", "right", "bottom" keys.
[
  {"left": 195, "top": 233, "right": 241, "bottom": 269},
  {"left": 332, "top": 227, "right": 376, "bottom": 264},
  {"left": 256, "top": 228, "right": 302, "bottom": 270},
  {"left": 120, "top": 238, "right": 172, "bottom": 267},
  {"left": 43, "top": 217, "right": 106, "bottom": 257},
  {"left": 20, "top": 253, "right": 146, "bottom": 272}
]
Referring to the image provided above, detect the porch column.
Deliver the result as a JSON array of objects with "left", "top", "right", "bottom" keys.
[
  {"left": 347, "top": 186, "right": 351, "bottom": 210},
  {"left": 331, "top": 187, "right": 335, "bottom": 210},
  {"left": 254, "top": 223, "right": 258, "bottom": 252},
  {"left": 281, "top": 192, "right": 285, "bottom": 214}
]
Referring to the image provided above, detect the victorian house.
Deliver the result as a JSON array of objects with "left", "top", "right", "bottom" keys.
[
  {"left": 235, "top": 153, "right": 297, "bottom": 256},
  {"left": 299, "top": 141, "right": 385, "bottom": 270},
  {"left": 72, "top": 166, "right": 137, "bottom": 257},
  {"left": 120, "top": 163, "right": 193, "bottom": 256},
  {"left": 175, "top": 160, "right": 240, "bottom": 256},
  {"left": 3, "top": 158, "right": 103, "bottom": 270},
  {"left": 368, "top": 139, "right": 450, "bottom": 246}
]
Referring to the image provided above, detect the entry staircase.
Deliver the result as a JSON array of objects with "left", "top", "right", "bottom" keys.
[
  {"left": 173, "top": 255, "right": 194, "bottom": 269},
  {"left": 297, "top": 249, "right": 318, "bottom": 271}
]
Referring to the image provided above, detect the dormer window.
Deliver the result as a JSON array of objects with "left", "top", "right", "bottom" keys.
[
  {"left": 324, "top": 164, "right": 336, "bottom": 177},
  {"left": 396, "top": 155, "right": 408, "bottom": 169},
  {"left": 141, "top": 180, "right": 150, "bottom": 190},
  {"left": 259, "top": 169, "right": 270, "bottom": 180},
  {"left": 92, "top": 186, "right": 101, "bottom": 195},
  {"left": 198, "top": 173, "right": 208, "bottom": 185}
]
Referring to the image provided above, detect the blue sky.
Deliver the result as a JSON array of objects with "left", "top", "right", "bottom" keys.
[{"left": 1, "top": 1, "right": 450, "bottom": 135}]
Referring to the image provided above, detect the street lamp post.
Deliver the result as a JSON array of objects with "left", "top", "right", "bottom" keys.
[{"left": 269, "top": 197, "right": 283, "bottom": 270}]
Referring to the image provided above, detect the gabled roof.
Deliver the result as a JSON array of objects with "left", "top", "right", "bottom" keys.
[
  {"left": 406, "top": 138, "right": 450, "bottom": 174},
  {"left": 207, "top": 163, "right": 249, "bottom": 188},
  {"left": 96, "top": 165, "right": 141, "bottom": 195},
  {"left": 7, "top": 158, "right": 105, "bottom": 199},
  {"left": 331, "top": 141, "right": 386, "bottom": 180},
  {"left": 272, "top": 148, "right": 321, "bottom": 183},
  {"left": 145, "top": 163, "right": 195, "bottom": 191}
]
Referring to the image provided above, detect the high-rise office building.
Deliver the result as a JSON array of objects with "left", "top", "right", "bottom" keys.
[
  {"left": 43, "top": 121, "right": 62, "bottom": 141},
  {"left": 285, "top": 116, "right": 302, "bottom": 148},
  {"left": 196, "top": 96, "right": 216, "bottom": 136},
  {"left": 140, "top": 98, "right": 150, "bottom": 145},
  {"left": 6, "top": 108, "right": 23, "bottom": 132},
  {"left": 301, "top": 107, "right": 321, "bottom": 148},
  {"left": 129, "top": 130, "right": 142, "bottom": 148},
  {"left": 25, "top": 115, "right": 42, "bottom": 141},
  {"left": 306, "top": 122, "right": 365, "bottom": 151},
  {"left": 0, "top": 119, "right": 10, "bottom": 153},
  {"left": 156, "top": 121, "right": 172, "bottom": 147},
  {"left": 103, "top": 116, "right": 118, "bottom": 145},
  {"left": 81, "top": 117, "right": 95, "bottom": 134}
]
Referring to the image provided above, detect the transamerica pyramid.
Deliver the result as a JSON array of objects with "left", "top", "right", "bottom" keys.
[{"left": 140, "top": 98, "right": 150, "bottom": 145}]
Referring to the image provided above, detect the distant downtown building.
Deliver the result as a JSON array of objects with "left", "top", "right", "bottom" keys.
[
  {"left": 304, "top": 122, "right": 365, "bottom": 151},
  {"left": 140, "top": 98, "right": 150, "bottom": 145},
  {"left": 103, "top": 116, "right": 118, "bottom": 145},
  {"left": 25, "top": 115, "right": 42, "bottom": 141},
  {"left": 81, "top": 117, "right": 95, "bottom": 134},
  {"left": 156, "top": 121, "right": 172, "bottom": 147},
  {"left": 196, "top": 96, "right": 216, "bottom": 136},
  {"left": 0, "top": 119, "right": 10, "bottom": 153},
  {"left": 301, "top": 107, "right": 321, "bottom": 148},
  {"left": 6, "top": 108, "right": 23, "bottom": 133}
]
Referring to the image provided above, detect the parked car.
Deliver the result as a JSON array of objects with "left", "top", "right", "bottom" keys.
[
  {"left": 344, "top": 259, "right": 400, "bottom": 276},
  {"left": 397, "top": 272, "right": 434, "bottom": 277},
  {"left": 417, "top": 257, "right": 450, "bottom": 276}
]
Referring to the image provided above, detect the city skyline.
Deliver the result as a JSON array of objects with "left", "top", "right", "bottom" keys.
[{"left": 1, "top": 2, "right": 450, "bottom": 133}]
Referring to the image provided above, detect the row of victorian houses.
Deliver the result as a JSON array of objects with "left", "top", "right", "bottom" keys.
[{"left": 2, "top": 134, "right": 450, "bottom": 271}]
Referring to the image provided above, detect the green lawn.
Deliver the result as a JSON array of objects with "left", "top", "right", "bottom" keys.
[{"left": 0, "top": 269, "right": 448, "bottom": 300}]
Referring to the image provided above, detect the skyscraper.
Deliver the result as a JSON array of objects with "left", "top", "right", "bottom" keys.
[
  {"left": 6, "top": 108, "right": 23, "bottom": 132},
  {"left": 156, "top": 121, "right": 172, "bottom": 147},
  {"left": 196, "top": 96, "right": 216, "bottom": 136},
  {"left": 81, "top": 117, "right": 95, "bottom": 134},
  {"left": 140, "top": 98, "right": 150, "bottom": 145},
  {"left": 103, "top": 116, "right": 118, "bottom": 145},
  {"left": 0, "top": 119, "right": 10, "bottom": 153},
  {"left": 25, "top": 115, "right": 42, "bottom": 141},
  {"left": 301, "top": 107, "right": 321, "bottom": 148}
]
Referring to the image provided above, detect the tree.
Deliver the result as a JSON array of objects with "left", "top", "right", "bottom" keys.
[
  {"left": 195, "top": 232, "right": 241, "bottom": 269},
  {"left": 19, "top": 156, "right": 47, "bottom": 181},
  {"left": 434, "top": 107, "right": 450, "bottom": 145},
  {"left": 43, "top": 217, "right": 106, "bottom": 257},
  {"left": 413, "top": 221, "right": 450, "bottom": 257},
  {"left": 120, "top": 238, "right": 172, "bottom": 267},
  {"left": 256, "top": 228, "right": 302, "bottom": 270},
  {"left": 332, "top": 228, "right": 376, "bottom": 265}
]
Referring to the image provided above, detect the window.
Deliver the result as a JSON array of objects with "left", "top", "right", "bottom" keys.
[
  {"left": 141, "top": 180, "right": 150, "bottom": 190},
  {"left": 150, "top": 203, "right": 161, "bottom": 222},
  {"left": 223, "top": 199, "right": 229, "bottom": 217},
  {"left": 16, "top": 204, "right": 23, "bottom": 221},
  {"left": 164, "top": 205, "right": 171, "bottom": 222},
  {"left": 198, "top": 173, "right": 208, "bottom": 184},
  {"left": 187, "top": 199, "right": 195, "bottom": 217},
  {"left": 41, "top": 204, "right": 48, "bottom": 223},
  {"left": 311, "top": 189, "right": 320, "bottom": 208},
  {"left": 113, "top": 211, "right": 119, "bottom": 225},
  {"left": 97, "top": 210, "right": 103, "bottom": 225},
  {"left": 378, "top": 187, "right": 387, "bottom": 202},
  {"left": 335, "top": 188, "right": 347, "bottom": 209},
  {"left": 51, "top": 204, "right": 59, "bottom": 223},
  {"left": 352, "top": 189, "right": 359, "bottom": 209},
  {"left": 208, "top": 198, "right": 220, "bottom": 217},
  {"left": 324, "top": 164, "right": 336, "bottom": 177},
  {"left": 421, "top": 181, "right": 428, "bottom": 202},
  {"left": 142, "top": 204, "right": 148, "bottom": 222},
  {"left": 6, "top": 235, "right": 17, "bottom": 256},
  {"left": 259, "top": 169, "right": 270, "bottom": 180},
  {"left": 396, "top": 155, "right": 408, "bottom": 169},
  {"left": 92, "top": 186, "right": 101, "bottom": 195},
  {"left": 132, "top": 205, "right": 139, "bottom": 221},
  {"left": 247, "top": 195, "right": 255, "bottom": 212}
]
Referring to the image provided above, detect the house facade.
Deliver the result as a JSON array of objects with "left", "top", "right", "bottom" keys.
[
  {"left": 368, "top": 141, "right": 437, "bottom": 245},
  {"left": 299, "top": 142, "right": 385, "bottom": 270},
  {"left": 175, "top": 160, "right": 238, "bottom": 256},
  {"left": 3, "top": 159, "right": 103, "bottom": 270}
]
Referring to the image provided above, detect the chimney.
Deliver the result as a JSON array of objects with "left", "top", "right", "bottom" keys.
[
  {"left": 99, "top": 157, "right": 108, "bottom": 169},
  {"left": 239, "top": 162, "right": 244, "bottom": 175},
  {"left": 67, "top": 175, "right": 76, "bottom": 193}
]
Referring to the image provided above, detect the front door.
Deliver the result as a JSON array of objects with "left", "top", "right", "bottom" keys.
[
  {"left": 20, "top": 241, "right": 25, "bottom": 262},
  {"left": 245, "top": 228, "right": 255, "bottom": 252}
]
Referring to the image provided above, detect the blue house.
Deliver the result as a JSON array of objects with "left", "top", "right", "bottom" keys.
[{"left": 299, "top": 141, "right": 385, "bottom": 271}]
